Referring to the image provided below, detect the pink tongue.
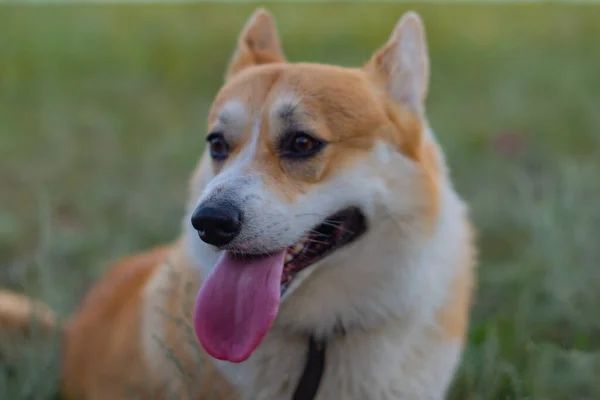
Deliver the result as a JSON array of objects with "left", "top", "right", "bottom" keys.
[{"left": 193, "top": 250, "right": 286, "bottom": 363}]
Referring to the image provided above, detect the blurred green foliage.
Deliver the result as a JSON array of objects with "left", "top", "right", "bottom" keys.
[{"left": 1, "top": 3, "right": 600, "bottom": 399}]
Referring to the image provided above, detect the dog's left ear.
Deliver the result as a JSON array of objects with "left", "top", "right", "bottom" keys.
[
  {"left": 225, "top": 8, "right": 286, "bottom": 80},
  {"left": 365, "top": 11, "right": 429, "bottom": 115}
]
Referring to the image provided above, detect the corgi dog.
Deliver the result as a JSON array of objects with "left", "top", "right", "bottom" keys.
[{"left": 0, "top": 8, "right": 476, "bottom": 400}]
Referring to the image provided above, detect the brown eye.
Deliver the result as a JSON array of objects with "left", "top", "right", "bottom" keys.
[
  {"left": 292, "top": 135, "right": 316, "bottom": 153},
  {"left": 281, "top": 132, "right": 325, "bottom": 159},
  {"left": 206, "top": 133, "right": 229, "bottom": 160}
]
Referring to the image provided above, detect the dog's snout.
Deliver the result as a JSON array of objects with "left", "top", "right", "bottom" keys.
[{"left": 191, "top": 202, "right": 243, "bottom": 247}]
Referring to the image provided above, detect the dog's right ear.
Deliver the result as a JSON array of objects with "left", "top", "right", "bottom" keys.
[{"left": 225, "top": 8, "right": 286, "bottom": 80}]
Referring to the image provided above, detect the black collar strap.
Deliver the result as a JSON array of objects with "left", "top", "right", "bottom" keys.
[{"left": 292, "top": 335, "right": 326, "bottom": 400}]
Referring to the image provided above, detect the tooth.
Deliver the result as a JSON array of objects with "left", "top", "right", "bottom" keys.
[
  {"left": 285, "top": 253, "right": 293, "bottom": 264},
  {"left": 293, "top": 243, "right": 303, "bottom": 254}
]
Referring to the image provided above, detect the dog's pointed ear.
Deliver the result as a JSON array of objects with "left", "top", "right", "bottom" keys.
[
  {"left": 226, "top": 8, "right": 286, "bottom": 80},
  {"left": 365, "top": 11, "right": 429, "bottom": 114}
]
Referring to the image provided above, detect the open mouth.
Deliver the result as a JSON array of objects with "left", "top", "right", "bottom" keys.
[
  {"left": 279, "top": 206, "right": 367, "bottom": 292},
  {"left": 192, "top": 206, "right": 367, "bottom": 363},
  {"left": 227, "top": 206, "right": 367, "bottom": 293}
]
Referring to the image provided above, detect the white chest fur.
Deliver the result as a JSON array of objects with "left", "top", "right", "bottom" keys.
[{"left": 212, "top": 318, "right": 463, "bottom": 400}]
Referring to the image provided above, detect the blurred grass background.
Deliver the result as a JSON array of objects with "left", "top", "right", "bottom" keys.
[{"left": 1, "top": 2, "right": 600, "bottom": 399}]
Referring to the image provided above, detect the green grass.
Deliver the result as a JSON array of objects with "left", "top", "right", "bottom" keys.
[{"left": 1, "top": 3, "right": 600, "bottom": 399}]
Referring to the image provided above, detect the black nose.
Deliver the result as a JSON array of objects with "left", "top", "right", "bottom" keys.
[{"left": 191, "top": 203, "right": 243, "bottom": 247}]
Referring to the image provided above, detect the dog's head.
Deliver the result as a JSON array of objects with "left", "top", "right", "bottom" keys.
[{"left": 184, "top": 8, "right": 443, "bottom": 363}]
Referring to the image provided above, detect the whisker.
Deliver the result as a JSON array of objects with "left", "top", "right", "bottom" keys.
[
  {"left": 303, "top": 238, "right": 331, "bottom": 246},
  {"left": 294, "top": 212, "right": 324, "bottom": 219},
  {"left": 318, "top": 221, "right": 355, "bottom": 235}
]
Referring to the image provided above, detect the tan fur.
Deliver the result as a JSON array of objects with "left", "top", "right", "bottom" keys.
[
  {"left": 60, "top": 245, "right": 174, "bottom": 399},
  {"left": 0, "top": 8, "right": 476, "bottom": 400},
  {"left": 0, "top": 290, "right": 59, "bottom": 369},
  {"left": 0, "top": 290, "right": 57, "bottom": 350},
  {"left": 436, "top": 223, "right": 477, "bottom": 341}
]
